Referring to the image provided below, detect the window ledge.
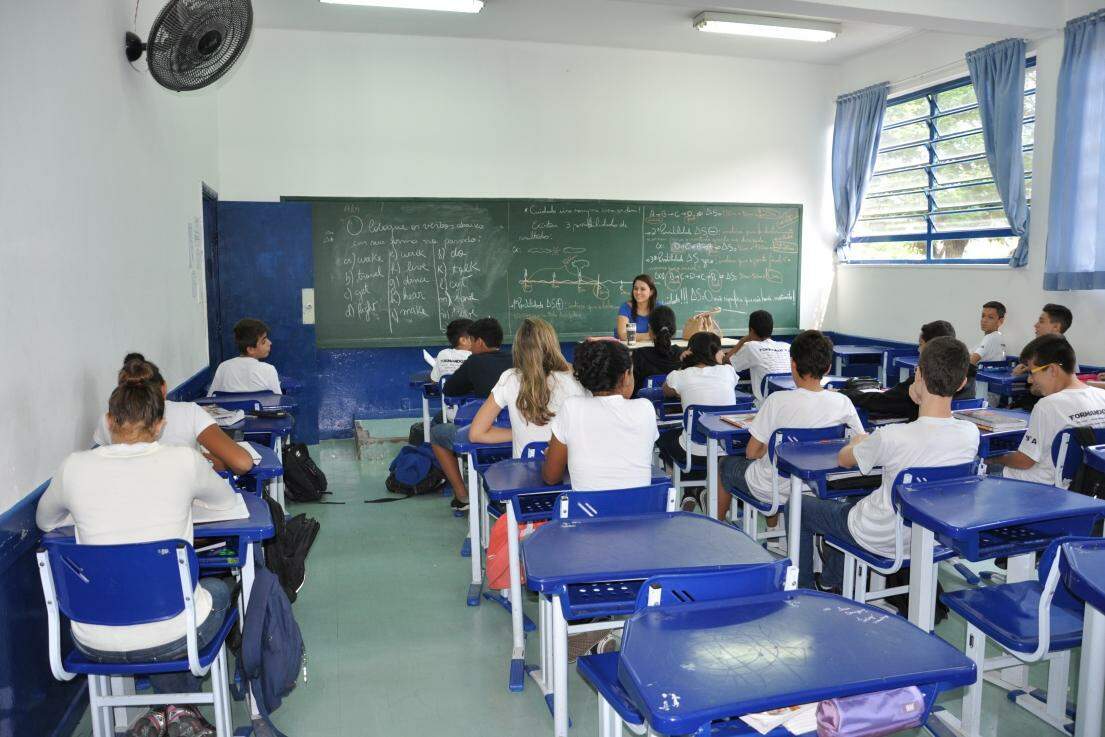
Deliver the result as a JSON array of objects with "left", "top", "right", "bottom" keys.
[{"left": 840, "top": 261, "right": 1012, "bottom": 269}]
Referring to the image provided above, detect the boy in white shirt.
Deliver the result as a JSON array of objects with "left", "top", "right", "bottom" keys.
[
  {"left": 970, "top": 300, "right": 1007, "bottom": 365},
  {"left": 718, "top": 331, "right": 866, "bottom": 521},
  {"left": 797, "top": 336, "right": 980, "bottom": 591},
  {"left": 1012, "top": 303, "right": 1078, "bottom": 375},
  {"left": 430, "top": 319, "right": 474, "bottom": 382},
  {"left": 723, "top": 310, "right": 792, "bottom": 404},
  {"left": 989, "top": 335, "right": 1105, "bottom": 487},
  {"left": 208, "top": 318, "right": 282, "bottom": 395}
]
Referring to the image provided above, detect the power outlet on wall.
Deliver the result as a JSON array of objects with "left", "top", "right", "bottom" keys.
[{"left": 302, "top": 288, "right": 315, "bottom": 324}]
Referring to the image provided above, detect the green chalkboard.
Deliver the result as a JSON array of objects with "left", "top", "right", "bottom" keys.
[{"left": 304, "top": 198, "right": 801, "bottom": 348}]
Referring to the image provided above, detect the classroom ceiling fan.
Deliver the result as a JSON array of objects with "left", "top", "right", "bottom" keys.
[{"left": 125, "top": 0, "right": 253, "bottom": 92}]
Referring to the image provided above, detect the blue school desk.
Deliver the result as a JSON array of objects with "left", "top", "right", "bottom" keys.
[
  {"left": 766, "top": 374, "right": 849, "bottom": 393},
  {"left": 229, "top": 441, "right": 283, "bottom": 501},
  {"left": 895, "top": 354, "right": 919, "bottom": 382},
  {"left": 1085, "top": 444, "right": 1105, "bottom": 474},
  {"left": 971, "top": 408, "right": 1030, "bottom": 458},
  {"left": 697, "top": 412, "right": 753, "bottom": 520},
  {"left": 617, "top": 589, "right": 975, "bottom": 736},
  {"left": 897, "top": 476, "right": 1105, "bottom": 633},
  {"left": 974, "top": 367, "right": 1028, "bottom": 405},
  {"left": 452, "top": 425, "right": 512, "bottom": 606},
  {"left": 480, "top": 458, "right": 670, "bottom": 693},
  {"left": 195, "top": 391, "right": 298, "bottom": 413},
  {"left": 1060, "top": 539, "right": 1105, "bottom": 737},
  {"left": 524, "top": 513, "right": 784, "bottom": 737},
  {"left": 833, "top": 344, "right": 893, "bottom": 385}
]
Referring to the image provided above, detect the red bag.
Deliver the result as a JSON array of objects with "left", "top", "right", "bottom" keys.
[{"left": 486, "top": 515, "right": 546, "bottom": 590}]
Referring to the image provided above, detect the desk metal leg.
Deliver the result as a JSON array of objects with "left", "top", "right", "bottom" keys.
[
  {"left": 466, "top": 455, "right": 482, "bottom": 606},
  {"left": 1000, "top": 553, "right": 1035, "bottom": 688},
  {"left": 907, "top": 525, "right": 937, "bottom": 632},
  {"left": 1075, "top": 605, "right": 1105, "bottom": 737},
  {"left": 422, "top": 396, "right": 431, "bottom": 444},
  {"left": 552, "top": 594, "right": 569, "bottom": 737},
  {"left": 786, "top": 477, "right": 802, "bottom": 565},
  {"left": 506, "top": 504, "right": 525, "bottom": 692},
  {"left": 108, "top": 676, "right": 139, "bottom": 733},
  {"left": 706, "top": 437, "right": 719, "bottom": 520}
]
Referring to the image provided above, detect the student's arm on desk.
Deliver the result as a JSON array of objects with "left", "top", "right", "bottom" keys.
[
  {"left": 468, "top": 397, "right": 512, "bottom": 445},
  {"left": 987, "top": 451, "right": 1036, "bottom": 469},
  {"left": 837, "top": 434, "right": 873, "bottom": 469},
  {"left": 35, "top": 460, "right": 72, "bottom": 532},
  {"left": 198, "top": 424, "right": 254, "bottom": 475},
  {"left": 542, "top": 435, "right": 569, "bottom": 485}
]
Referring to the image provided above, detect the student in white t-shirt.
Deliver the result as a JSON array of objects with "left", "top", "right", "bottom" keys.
[
  {"left": 543, "top": 340, "right": 658, "bottom": 491},
  {"left": 718, "top": 331, "right": 866, "bottom": 521},
  {"left": 208, "top": 318, "right": 282, "bottom": 395},
  {"left": 797, "top": 337, "right": 980, "bottom": 591},
  {"left": 1012, "top": 303, "right": 1079, "bottom": 376},
  {"left": 468, "top": 318, "right": 586, "bottom": 458},
  {"left": 94, "top": 354, "right": 253, "bottom": 475},
  {"left": 723, "top": 310, "right": 792, "bottom": 404},
  {"left": 989, "top": 335, "right": 1105, "bottom": 487},
  {"left": 430, "top": 319, "right": 474, "bottom": 383},
  {"left": 658, "top": 333, "right": 738, "bottom": 495},
  {"left": 38, "top": 373, "right": 239, "bottom": 735},
  {"left": 970, "top": 300, "right": 1007, "bottom": 365}
]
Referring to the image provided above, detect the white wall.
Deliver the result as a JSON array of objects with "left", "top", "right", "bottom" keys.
[
  {"left": 824, "top": 28, "right": 1105, "bottom": 365},
  {"left": 215, "top": 29, "right": 838, "bottom": 329},
  {"left": 0, "top": 1, "right": 219, "bottom": 511}
]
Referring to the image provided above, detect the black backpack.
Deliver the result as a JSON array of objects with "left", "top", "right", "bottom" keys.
[
  {"left": 261, "top": 493, "right": 320, "bottom": 603},
  {"left": 1070, "top": 426, "right": 1105, "bottom": 501},
  {"left": 282, "top": 443, "right": 330, "bottom": 503}
]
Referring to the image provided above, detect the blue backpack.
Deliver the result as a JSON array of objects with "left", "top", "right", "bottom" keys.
[
  {"left": 236, "top": 566, "right": 305, "bottom": 737},
  {"left": 384, "top": 444, "right": 446, "bottom": 496}
]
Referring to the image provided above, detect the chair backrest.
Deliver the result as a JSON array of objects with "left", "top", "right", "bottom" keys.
[
  {"left": 644, "top": 374, "right": 668, "bottom": 388},
  {"left": 634, "top": 567, "right": 786, "bottom": 610},
  {"left": 766, "top": 425, "right": 847, "bottom": 465},
  {"left": 951, "top": 397, "right": 988, "bottom": 411},
  {"left": 40, "top": 540, "right": 197, "bottom": 626},
  {"left": 521, "top": 441, "right": 547, "bottom": 459},
  {"left": 556, "top": 483, "right": 675, "bottom": 519},
  {"left": 1051, "top": 426, "right": 1105, "bottom": 486},
  {"left": 760, "top": 372, "right": 792, "bottom": 398},
  {"left": 891, "top": 461, "right": 981, "bottom": 508}
]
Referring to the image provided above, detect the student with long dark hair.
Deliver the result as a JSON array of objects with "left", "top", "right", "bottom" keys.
[{"left": 615, "top": 273, "right": 660, "bottom": 340}]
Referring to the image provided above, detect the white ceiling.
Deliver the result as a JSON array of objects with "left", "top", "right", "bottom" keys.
[{"left": 250, "top": 0, "right": 1065, "bottom": 65}]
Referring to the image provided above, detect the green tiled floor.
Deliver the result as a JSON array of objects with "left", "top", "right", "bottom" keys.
[{"left": 74, "top": 425, "right": 1101, "bottom": 736}]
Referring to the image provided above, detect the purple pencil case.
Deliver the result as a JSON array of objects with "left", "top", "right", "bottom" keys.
[{"left": 816, "top": 686, "right": 925, "bottom": 737}]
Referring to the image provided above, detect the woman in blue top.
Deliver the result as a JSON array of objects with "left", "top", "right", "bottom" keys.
[{"left": 616, "top": 273, "right": 659, "bottom": 340}]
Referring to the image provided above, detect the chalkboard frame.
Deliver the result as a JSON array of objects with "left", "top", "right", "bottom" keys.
[{"left": 285, "top": 196, "right": 802, "bottom": 348}]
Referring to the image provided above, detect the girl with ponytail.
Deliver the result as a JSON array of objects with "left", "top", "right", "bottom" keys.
[
  {"left": 630, "top": 305, "right": 681, "bottom": 394},
  {"left": 469, "top": 318, "right": 586, "bottom": 458},
  {"left": 93, "top": 354, "right": 253, "bottom": 475}
]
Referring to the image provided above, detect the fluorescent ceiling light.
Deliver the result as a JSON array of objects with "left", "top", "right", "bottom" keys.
[
  {"left": 693, "top": 12, "right": 839, "bottom": 42},
  {"left": 320, "top": 0, "right": 484, "bottom": 12}
]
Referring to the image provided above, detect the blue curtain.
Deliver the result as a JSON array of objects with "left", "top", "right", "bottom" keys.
[
  {"left": 966, "top": 38, "right": 1030, "bottom": 267},
  {"left": 1045, "top": 9, "right": 1105, "bottom": 290},
  {"left": 832, "top": 83, "right": 889, "bottom": 257}
]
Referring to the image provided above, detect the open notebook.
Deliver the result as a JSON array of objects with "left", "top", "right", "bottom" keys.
[{"left": 719, "top": 412, "right": 758, "bottom": 429}]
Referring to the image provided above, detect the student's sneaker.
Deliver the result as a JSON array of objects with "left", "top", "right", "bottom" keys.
[
  {"left": 680, "top": 491, "right": 700, "bottom": 513},
  {"left": 590, "top": 632, "right": 621, "bottom": 655},
  {"left": 165, "top": 705, "right": 215, "bottom": 737},
  {"left": 126, "top": 708, "right": 167, "bottom": 737},
  {"left": 813, "top": 573, "right": 843, "bottom": 597},
  {"left": 450, "top": 496, "right": 470, "bottom": 513}
]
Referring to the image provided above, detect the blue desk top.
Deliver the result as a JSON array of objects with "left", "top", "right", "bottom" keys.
[
  {"left": 481, "top": 458, "right": 669, "bottom": 499},
  {"left": 618, "top": 590, "right": 975, "bottom": 736},
  {"left": 1061, "top": 538, "right": 1105, "bottom": 613},
  {"left": 834, "top": 344, "right": 892, "bottom": 357},
  {"left": 195, "top": 392, "right": 297, "bottom": 412},
  {"left": 898, "top": 477, "right": 1105, "bottom": 559},
  {"left": 774, "top": 439, "right": 851, "bottom": 480},
  {"left": 524, "top": 513, "right": 775, "bottom": 594},
  {"left": 974, "top": 368, "right": 1027, "bottom": 388},
  {"left": 697, "top": 412, "right": 753, "bottom": 442},
  {"left": 1085, "top": 445, "right": 1105, "bottom": 474},
  {"left": 895, "top": 355, "right": 920, "bottom": 369},
  {"left": 768, "top": 375, "right": 849, "bottom": 391}
]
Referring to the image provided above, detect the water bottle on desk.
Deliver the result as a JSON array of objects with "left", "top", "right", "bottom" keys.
[{"left": 626, "top": 321, "right": 637, "bottom": 346}]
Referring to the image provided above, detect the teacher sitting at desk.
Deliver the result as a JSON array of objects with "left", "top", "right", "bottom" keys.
[{"left": 616, "top": 273, "right": 659, "bottom": 340}]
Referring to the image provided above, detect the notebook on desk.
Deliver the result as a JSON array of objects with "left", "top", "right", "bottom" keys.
[
  {"left": 954, "top": 409, "right": 1027, "bottom": 432},
  {"left": 202, "top": 404, "right": 245, "bottom": 427},
  {"left": 720, "top": 412, "right": 757, "bottom": 428},
  {"left": 193, "top": 493, "right": 249, "bottom": 524}
]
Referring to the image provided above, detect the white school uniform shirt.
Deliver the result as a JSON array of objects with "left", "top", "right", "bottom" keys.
[
  {"left": 430, "top": 347, "right": 471, "bottom": 383},
  {"left": 208, "top": 356, "right": 281, "bottom": 395},
  {"left": 490, "top": 369, "right": 587, "bottom": 458},
  {"left": 35, "top": 442, "right": 239, "bottom": 653},
  {"left": 729, "top": 339, "right": 792, "bottom": 404},
  {"left": 664, "top": 364, "right": 739, "bottom": 455},
  {"left": 1003, "top": 386, "right": 1105, "bottom": 487},
  {"left": 550, "top": 395, "right": 659, "bottom": 491},
  {"left": 93, "top": 400, "right": 215, "bottom": 450},
  {"left": 973, "top": 332, "right": 1007, "bottom": 363},
  {"left": 849, "top": 416, "right": 979, "bottom": 557},
  {"left": 743, "top": 388, "right": 866, "bottom": 505}
]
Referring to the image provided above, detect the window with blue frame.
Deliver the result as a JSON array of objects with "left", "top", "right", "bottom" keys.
[{"left": 849, "top": 59, "right": 1036, "bottom": 264}]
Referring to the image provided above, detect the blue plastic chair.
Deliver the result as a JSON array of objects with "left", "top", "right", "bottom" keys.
[
  {"left": 555, "top": 482, "right": 677, "bottom": 520},
  {"left": 824, "top": 461, "right": 979, "bottom": 606},
  {"left": 759, "top": 371, "right": 792, "bottom": 399},
  {"left": 668, "top": 403, "right": 755, "bottom": 494},
  {"left": 36, "top": 540, "right": 238, "bottom": 737},
  {"left": 940, "top": 537, "right": 1090, "bottom": 737},
  {"left": 1052, "top": 427, "right": 1105, "bottom": 489}
]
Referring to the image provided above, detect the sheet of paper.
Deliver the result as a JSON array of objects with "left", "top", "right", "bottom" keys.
[
  {"left": 193, "top": 493, "right": 249, "bottom": 524},
  {"left": 236, "top": 441, "right": 263, "bottom": 463}
]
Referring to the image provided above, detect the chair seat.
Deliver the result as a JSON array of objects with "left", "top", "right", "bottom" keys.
[
  {"left": 941, "top": 581, "right": 1085, "bottom": 653},
  {"left": 63, "top": 608, "right": 239, "bottom": 676},
  {"left": 576, "top": 653, "right": 645, "bottom": 727},
  {"left": 729, "top": 488, "right": 783, "bottom": 514},
  {"left": 824, "top": 535, "right": 956, "bottom": 569}
]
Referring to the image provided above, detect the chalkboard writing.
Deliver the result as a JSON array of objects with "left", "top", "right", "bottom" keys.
[{"left": 306, "top": 198, "right": 800, "bottom": 348}]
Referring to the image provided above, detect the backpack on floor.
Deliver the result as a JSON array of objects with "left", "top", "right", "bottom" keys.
[
  {"left": 282, "top": 442, "right": 330, "bottom": 503},
  {"left": 261, "top": 493, "right": 320, "bottom": 603},
  {"left": 384, "top": 444, "right": 446, "bottom": 497}
]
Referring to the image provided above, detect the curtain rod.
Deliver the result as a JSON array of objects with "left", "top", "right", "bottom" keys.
[{"left": 887, "top": 37, "right": 1043, "bottom": 96}]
